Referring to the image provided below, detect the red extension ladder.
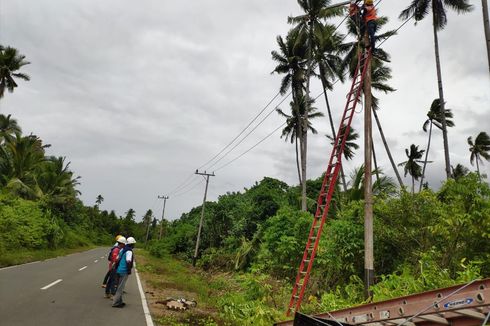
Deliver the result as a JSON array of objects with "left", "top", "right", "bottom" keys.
[{"left": 287, "top": 49, "right": 372, "bottom": 316}]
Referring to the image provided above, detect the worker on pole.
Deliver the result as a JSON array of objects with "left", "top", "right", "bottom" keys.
[
  {"left": 349, "top": 0, "right": 362, "bottom": 36},
  {"left": 362, "top": 0, "right": 378, "bottom": 50}
]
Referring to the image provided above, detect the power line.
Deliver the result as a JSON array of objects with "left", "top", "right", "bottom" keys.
[
  {"left": 197, "top": 91, "right": 282, "bottom": 170},
  {"left": 167, "top": 1, "right": 414, "bottom": 196},
  {"left": 214, "top": 122, "right": 287, "bottom": 172},
  {"left": 173, "top": 178, "right": 204, "bottom": 197},
  {"left": 206, "top": 92, "right": 291, "bottom": 170}
]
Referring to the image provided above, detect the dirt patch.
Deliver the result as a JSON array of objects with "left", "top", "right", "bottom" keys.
[{"left": 136, "top": 254, "right": 223, "bottom": 325}]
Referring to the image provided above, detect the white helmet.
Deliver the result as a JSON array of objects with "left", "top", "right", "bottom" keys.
[
  {"left": 126, "top": 237, "right": 136, "bottom": 244},
  {"left": 117, "top": 236, "right": 127, "bottom": 244}
]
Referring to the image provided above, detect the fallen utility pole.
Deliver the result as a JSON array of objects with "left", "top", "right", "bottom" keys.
[
  {"left": 157, "top": 195, "right": 169, "bottom": 240},
  {"left": 192, "top": 170, "right": 215, "bottom": 267}
]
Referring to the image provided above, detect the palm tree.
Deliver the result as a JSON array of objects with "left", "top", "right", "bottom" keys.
[
  {"left": 400, "top": 0, "right": 472, "bottom": 180},
  {"left": 0, "top": 133, "right": 47, "bottom": 198},
  {"left": 467, "top": 131, "right": 490, "bottom": 181},
  {"left": 288, "top": 0, "right": 343, "bottom": 211},
  {"left": 96, "top": 194, "right": 104, "bottom": 207},
  {"left": 0, "top": 114, "right": 22, "bottom": 143},
  {"left": 272, "top": 29, "right": 308, "bottom": 198},
  {"left": 277, "top": 95, "right": 324, "bottom": 185},
  {"left": 398, "top": 144, "right": 425, "bottom": 194},
  {"left": 326, "top": 126, "right": 359, "bottom": 161},
  {"left": 0, "top": 45, "right": 30, "bottom": 98},
  {"left": 271, "top": 29, "right": 308, "bottom": 100},
  {"left": 341, "top": 16, "right": 403, "bottom": 188},
  {"left": 419, "top": 99, "right": 455, "bottom": 191},
  {"left": 451, "top": 163, "right": 470, "bottom": 180},
  {"left": 37, "top": 156, "right": 81, "bottom": 206},
  {"left": 481, "top": 0, "right": 490, "bottom": 72},
  {"left": 314, "top": 23, "right": 350, "bottom": 190}
]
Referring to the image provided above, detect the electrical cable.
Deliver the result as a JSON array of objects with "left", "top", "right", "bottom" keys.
[
  {"left": 206, "top": 92, "right": 291, "bottom": 170},
  {"left": 214, "top": 122, "right": 287, "bottom": 172}
]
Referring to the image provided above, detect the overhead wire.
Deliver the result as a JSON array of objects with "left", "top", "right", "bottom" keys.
[{"left": 167, "top": 0, "right": 414, "bottom": 195}]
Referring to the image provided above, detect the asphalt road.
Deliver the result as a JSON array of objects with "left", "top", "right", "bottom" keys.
[{"left": 0, "top": 247, "right": 151, "bottom": 326}]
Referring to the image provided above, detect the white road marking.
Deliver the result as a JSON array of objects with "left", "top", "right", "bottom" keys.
[
  {"left": 78, "top": 266, "right": 87, "bottom": 271},
  {"left": 134, "top": 262, "right": 154, "bottom": 326},
  {"left": 94, "top": 260, "right": 98, "bottom": 263},
  {"left": 41, "top": 279, "right": 63, "bottom": 290},
  {"left": 100, "top": 256, "right": 104, "bottom": 259}
]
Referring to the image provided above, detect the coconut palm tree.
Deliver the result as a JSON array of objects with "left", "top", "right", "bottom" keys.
[
  {"left": 0, "top": 114, "right": 21, "bottom": 143},
  {"left": 340, "top": 17, "right": 404, "bottom": 188},
  {"left": 326, "top": 126, "right": 359, "bottom": 161},
  {"left": 272, "top": 29, "right": 308, "bottom": 199},
  {"left": 419, "top": 99, "right": 455, "bottom": 191},
  {"left": 481, "top": 0, "right": 490, "bottom": 72},
  {"left": 271, "top": 29, "right": 308, "bottom": 100},
  {"left": 313, "top": 23, "right": 350, "bottom": 191},
  {"left": 400, "top": 0, "right": 472, "bottom": 180},
  {"left": 288, "top": 0, "right": 343, "bottom": 211},
  {"left": 467, "top": 131, "right": 490, "bottom": 181},
  {"left": 451, "top": 163, "right": 470, "bottom": 180},
  {"left": 0, "top": 133, "right": 47, "bottom": 198},
  {"left": 0, "top": 45, "right": 30, "bottom": 98},
  {"left": 398, "top": 144, "right": 425, "bottom": 194},
  {"left": 277, "top": 95, "right": 324, "bottom": 185},
  {"left": 96, "top": 194, "right": 104, "bottom": 207}
]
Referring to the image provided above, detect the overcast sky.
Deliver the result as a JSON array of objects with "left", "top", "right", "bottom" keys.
[{"left": 1, "top": 0, "right": 489, "bottom": 222}]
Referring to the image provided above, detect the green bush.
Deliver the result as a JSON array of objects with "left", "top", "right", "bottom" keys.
[{"left": 0, "top": 196, "right": 62, "bottom": 250}]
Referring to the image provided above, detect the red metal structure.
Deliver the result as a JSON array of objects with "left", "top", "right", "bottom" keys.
[
  {"left": 278, "top": 278, "right": 490, "bottom": 326},
  {"left": 287, "top": 49, "right": 372, "bottom": 316}
]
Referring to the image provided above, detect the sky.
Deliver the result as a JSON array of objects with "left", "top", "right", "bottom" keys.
[{"left": 1, "top": 0, "right": 489, "bottom": 222}]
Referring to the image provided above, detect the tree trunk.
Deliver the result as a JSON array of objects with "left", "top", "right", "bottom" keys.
[
  {"left": 371, "top": 136, "right": 380, "bottom": 183},
  {"left": 301, "top": 129, "right": 307, "bottom": 211},
  {"left": 295, "top": 137, "right": 302, "bottom": 185},
  {"left": 372, "top": 108, "right": 404, "bottom": 187},
  {"left": 432, "top": 9, "right": 452, "bottom": 179},
  {"left": 482, "top": 0, "right": 490, "bottom": 73},
  {"left": 476, "top": 156, "right": 482, "bottom": 182},
  {"left": 301, "top": 21, "right": 314, "bottom": 212},
  {"left": 363, "top": 48, "right": 374, "bottom": 299},
  {"left": 320, "top": 71, "right": 348, "bottom": 192},
  {"left": 419, "top": 121, "right": 433, "bottom": 192},
  {"left": 412, "top": 176, "right": 415, "bottom": 194}
]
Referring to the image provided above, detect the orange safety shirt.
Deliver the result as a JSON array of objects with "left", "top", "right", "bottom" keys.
[{"left": 363, "top": 5, "right": 377, "bottom": 22}]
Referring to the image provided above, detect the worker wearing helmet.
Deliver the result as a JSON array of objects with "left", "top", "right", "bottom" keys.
[
  {"left": 103, "top": 236, "right": 126, "bottom": 298},
  {"left": 101, "top": 235, "right": 126, "bottom": 289},
  {"left": 362, "top": 0, "right": 378, "bottom": 50},
  {"left": 112, "top": 236, "right": 136, "bottom": 308}
]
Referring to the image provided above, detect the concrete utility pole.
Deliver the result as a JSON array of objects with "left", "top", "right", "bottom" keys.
[
  {"left": 363, "top": 45, "right": 375, "bottom": 299},
  {"left": 157, "top": 195, "right": 169, "bottom": 240},
  {"left": 192, "top": 170, "right": 215, "bottom": 267},
  {"left": 482, "top": 0, "right": 490, "bottom": 73}
]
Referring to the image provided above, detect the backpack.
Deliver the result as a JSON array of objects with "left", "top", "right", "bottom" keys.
[{"left": 108, "top": 246, "right": 117, "bottom": 261}]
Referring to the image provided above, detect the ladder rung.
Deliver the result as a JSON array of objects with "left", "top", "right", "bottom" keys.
[
  {"left": 300, "top": 271, "right": 307, "bottom": 274},
  {"left": 296, "top": 282, "right": 303, "bottom": 287},
  {"left": 293, "top": 295, "right": 299, "bottom": 299},
  {"left": 304, "top": 259, "right": 310, "bottom": 263}
]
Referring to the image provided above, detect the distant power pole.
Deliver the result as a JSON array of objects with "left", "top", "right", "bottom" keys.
[
  {"left": 192, "top": 170, "right": 215, "bottom": 267},
  {"left": 157, "top": 195, "right": 169, "bottom": 240}
]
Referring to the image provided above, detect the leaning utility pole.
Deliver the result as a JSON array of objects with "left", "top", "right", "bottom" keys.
[
  {"left": 157, "top": 195, "right": 169, "bottom": 240},
  {"left": 192, "top": 170, "right": 215, "bottom": 267},
  {"left": 363, "top": 45, "right": 375, "bottom": 299}
]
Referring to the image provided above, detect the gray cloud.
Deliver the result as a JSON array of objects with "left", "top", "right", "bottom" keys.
[{"left": 1, "top": 0, "right": 488, "bottom": 220}]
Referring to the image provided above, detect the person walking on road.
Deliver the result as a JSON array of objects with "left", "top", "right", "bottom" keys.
[
  {"left": 104, "top": 236, "right": 126, "bottom": 298},
  {"left": 112, "top": 236, "right": 136, "bottom": 308}
]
